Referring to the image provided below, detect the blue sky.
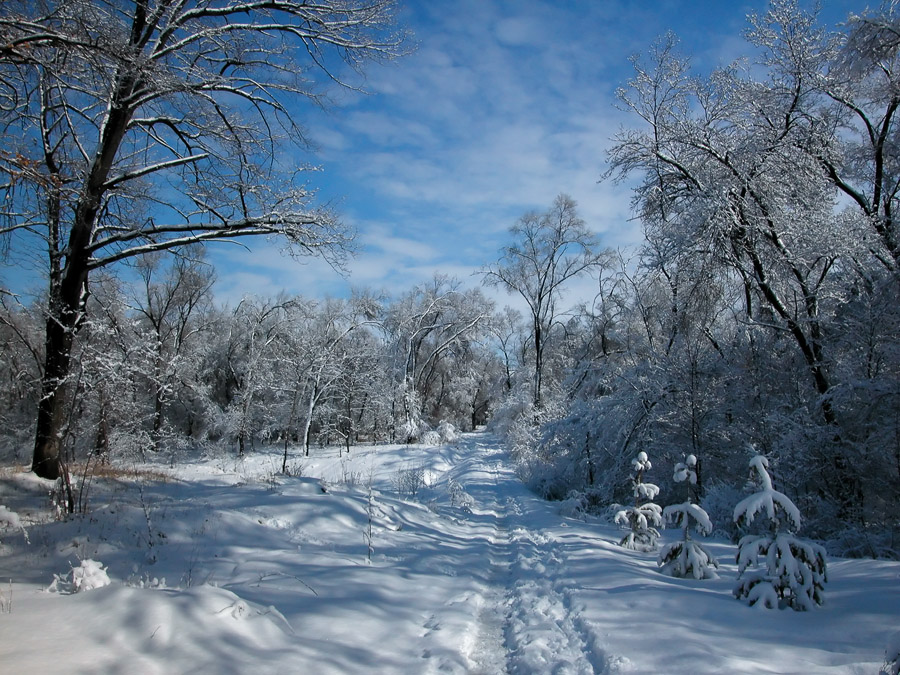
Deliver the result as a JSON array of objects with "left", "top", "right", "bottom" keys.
[
  {"left": 212, "top": 0, "right": 865, "bottom": 307},
  {"left": 2, "top": 1, "right": 865, "bottom": 308}
]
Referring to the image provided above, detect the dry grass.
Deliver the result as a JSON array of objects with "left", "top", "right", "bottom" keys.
[
  {"left": 0, "top": 465, "right": 30, "bottom": 477},
  {"left": 68, "top": 462, "right": 175, "bottom": 484}
]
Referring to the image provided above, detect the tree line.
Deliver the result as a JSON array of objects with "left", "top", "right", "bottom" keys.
[{"left": 0, "top": 260, "right": 500, "bottom": 464}]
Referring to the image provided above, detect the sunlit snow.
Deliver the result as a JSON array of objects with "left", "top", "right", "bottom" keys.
[{"left": 0, "top": 433, "right": 897, "bottom": 673}]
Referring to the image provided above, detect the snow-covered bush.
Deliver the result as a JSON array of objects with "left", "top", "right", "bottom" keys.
[
  {"left": 827, "top": 519, "right": 899, "bottom": 560},
  {"left": 420, "top": 429, "right": 441, "bottom": 446},
  {"left": 72, "top": 559, "right": 111, "bottom": 592},
  {"left": 0, "top": 505, "right": 27, "bottom": 545},
  {"left": 49, "top": 559, "right": 111, "bottom": 594},
  {"left": 400, "top": 416, "right": 427, "bottom": 444},
  {"left": 393, "top": 464, "right": 427, "bottom": 500},
  {"left": 500, "top": 394, "right": 562, "bottom": 495},
  {"left": 437, "top": 421, "right": 459, "bottom": 444},
  {"left": 447, "top": 480, "right": 474, "bottom": 512},
  {"left": 615, "top": 451, "right": 662, "bottom": 551},
  {"left": 658, "top": 455, "right": 719, "bottom": 579},
  {"left": 504, "top": 396, "right": 630, "bottom": 504},
  {"left": 0, "top": 505, "right": 22, "bottom": 532},
  {"left": 733, "top": 455, "right": 827, "bottom": 610},
  {"left": 557, "top": 488, "right": 606, "bottom": 520},
  {"left": 419, "top": 421, "right": 459, "bottom": 446},
  {"left": 486, "top": 386, "right": 533, "bottom": 439}
]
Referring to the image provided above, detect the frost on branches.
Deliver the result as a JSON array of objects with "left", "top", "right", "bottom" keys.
[
  {"left": 658, "top": 455, "right": 719, "bottom": 579},
  {"left": 615, "top": 451, "right": 662, "bottom": 552},
  {"left": 733, "top": 455, "right": 827, "bottom": 610}
]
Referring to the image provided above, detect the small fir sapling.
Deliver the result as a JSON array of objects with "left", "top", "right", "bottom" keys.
[
  {"left": 658, "top": 454, "right": 719, "bottom": 579},
  {"left": 733, "top": 455, "right": 827, "bottom": 610},
  {"left": 615, "top": 451, "right": 662, "bottom": 551}
]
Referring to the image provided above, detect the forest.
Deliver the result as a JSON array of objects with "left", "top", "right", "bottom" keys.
[{"left": 0, "top": 0, "right": 899, "bottom": 562}]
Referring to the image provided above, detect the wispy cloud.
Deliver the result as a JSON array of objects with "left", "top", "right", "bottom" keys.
[{"left": 210, "top": 0, "right": 865, "bottom": 306}]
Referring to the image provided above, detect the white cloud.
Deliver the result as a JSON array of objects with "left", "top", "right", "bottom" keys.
[
  {"left": 360, "top": 226, "right": 440, "bottom": 261},
  {"left": 208, "top": 0, "right": 822, "bottom": 306}
]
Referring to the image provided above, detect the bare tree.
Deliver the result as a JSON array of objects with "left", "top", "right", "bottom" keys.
[
  {"left": 487, "top": 306, "right": 525, "bottom": 394},
  {"left": 817, "top": 4, "right": 900, "bottom": 274},
  {"left": 382, "top": 275, "right": 492, "bottom": 440},
  {"left": 226, "top": 297, "right": 293, "bottom": 457},
  {"left": 482, "top": 195, "right": 608, "bottom": 408},
  {"left": 0, "top": 294, "right": 44, "bottom": 457},
  {"left": 608, "top": 22, "right": 841, "bottom": 424},
  {"left": 606, "top": 4, "right": 875, "bottom": 521},
  {"left": 130, "top": 250, "right": 215, "bottom": 449},
  {"left": 0, "top": 0, "right": 407, "bottom": 478}
]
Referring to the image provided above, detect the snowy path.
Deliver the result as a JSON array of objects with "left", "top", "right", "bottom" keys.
[
  {"left": 462, "top": 457, "right": 513, "bottom": 674},
  {"left": 429, "top": 435, "right": 610, "bottom": 674},
  {"left": 1, "top": 431, "right": 898, "bottom": 674}
]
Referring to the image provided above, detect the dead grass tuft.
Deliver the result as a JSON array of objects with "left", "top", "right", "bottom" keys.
[{"left": 70, "top": 463, "right": 174, "bottom": 484}]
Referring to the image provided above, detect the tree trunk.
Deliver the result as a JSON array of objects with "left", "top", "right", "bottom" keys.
[
  {"left": 32, "top": 260, "right": 88, "bottom": 479},
  {"left": 584, "top": 431, "right": 595, "bottom": 487},
  {"left": 32, "top": 315, "right": 74, "bottom": 479},
  {"left": 533, "top": 319, "right": 543, "bottom": 408},
  {"left": 302, "top": 383, "right": 318, "bottom": 457},
  {"left": 345, "top": 391, "right": 352, "bottom": 454},
  {"left": 94, "top": 388, "right": 110, "bottom": 460},
  {"left": 32, "top": 68, "right": 135, "bottom": 478},
  {"left": 151, "top": 351, "right": 165, "bottom": 451}
]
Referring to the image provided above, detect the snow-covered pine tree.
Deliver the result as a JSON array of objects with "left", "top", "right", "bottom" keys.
[
  {"left": 733, "top": 455, "right": 827, "bottom": 610},
  {"left": 615, "top": 451, "right": 662, "bottom": 551},
  {"left": 658, "top": 454, "right": 719, "bottom": 579}
]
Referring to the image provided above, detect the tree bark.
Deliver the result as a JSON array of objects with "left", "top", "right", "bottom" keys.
[{"left": 32, "top": 248, "right": 90, "bottom": 479}]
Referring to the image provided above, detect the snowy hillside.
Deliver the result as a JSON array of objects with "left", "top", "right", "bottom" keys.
[{"left": 0, "top": 432, "right": 897, "bottom": 673}]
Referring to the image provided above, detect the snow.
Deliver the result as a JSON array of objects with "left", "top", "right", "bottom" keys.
[
  {"left": 0, "top": 504, "right": 22, "bottom": 531},
  {"left": 0, "top": 432, "right": 897, "bottom": 673},
  {"left": 734, "top": 455, "right": 803, "bottom": 532},
  {"left": 673, "top": 454, "right": 698, "bottom": 484},
  {"left": 48, "top": 559, "right": 113, "bottom": 594},
  {"left": 883, "top": 631, "right": 900, "bottom": 675},
  {"left": 658, "top": 538, "right": 720, "bottom": 579},
  {"left": 664, "top": 501, "right": 714, "bottom": 535},
  {"left": 734, "top": 489, "right": 803, "bottom": 532}
]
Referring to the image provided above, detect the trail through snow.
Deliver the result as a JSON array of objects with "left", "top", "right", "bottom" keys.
[
  {"left": 451, "top": 440, "right": 609, "bottom": 674},
  {"left": 1, "top": 431, "right": 897, "bottom": 673}
]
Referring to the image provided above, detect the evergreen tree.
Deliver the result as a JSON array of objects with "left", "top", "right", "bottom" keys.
[
  {"left": 615, "top": 451, "right": 662, "bottom": 551},
  {"left": 733, "top": 455, "right": 827, "bottom": 610},
  {"left": 658, "top": 454, "right": 719, "bottom": 579}
]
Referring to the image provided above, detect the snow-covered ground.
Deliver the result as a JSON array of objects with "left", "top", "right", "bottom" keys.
[{"left": 0, "top": 432, "right": 897, "bottom": 673}]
